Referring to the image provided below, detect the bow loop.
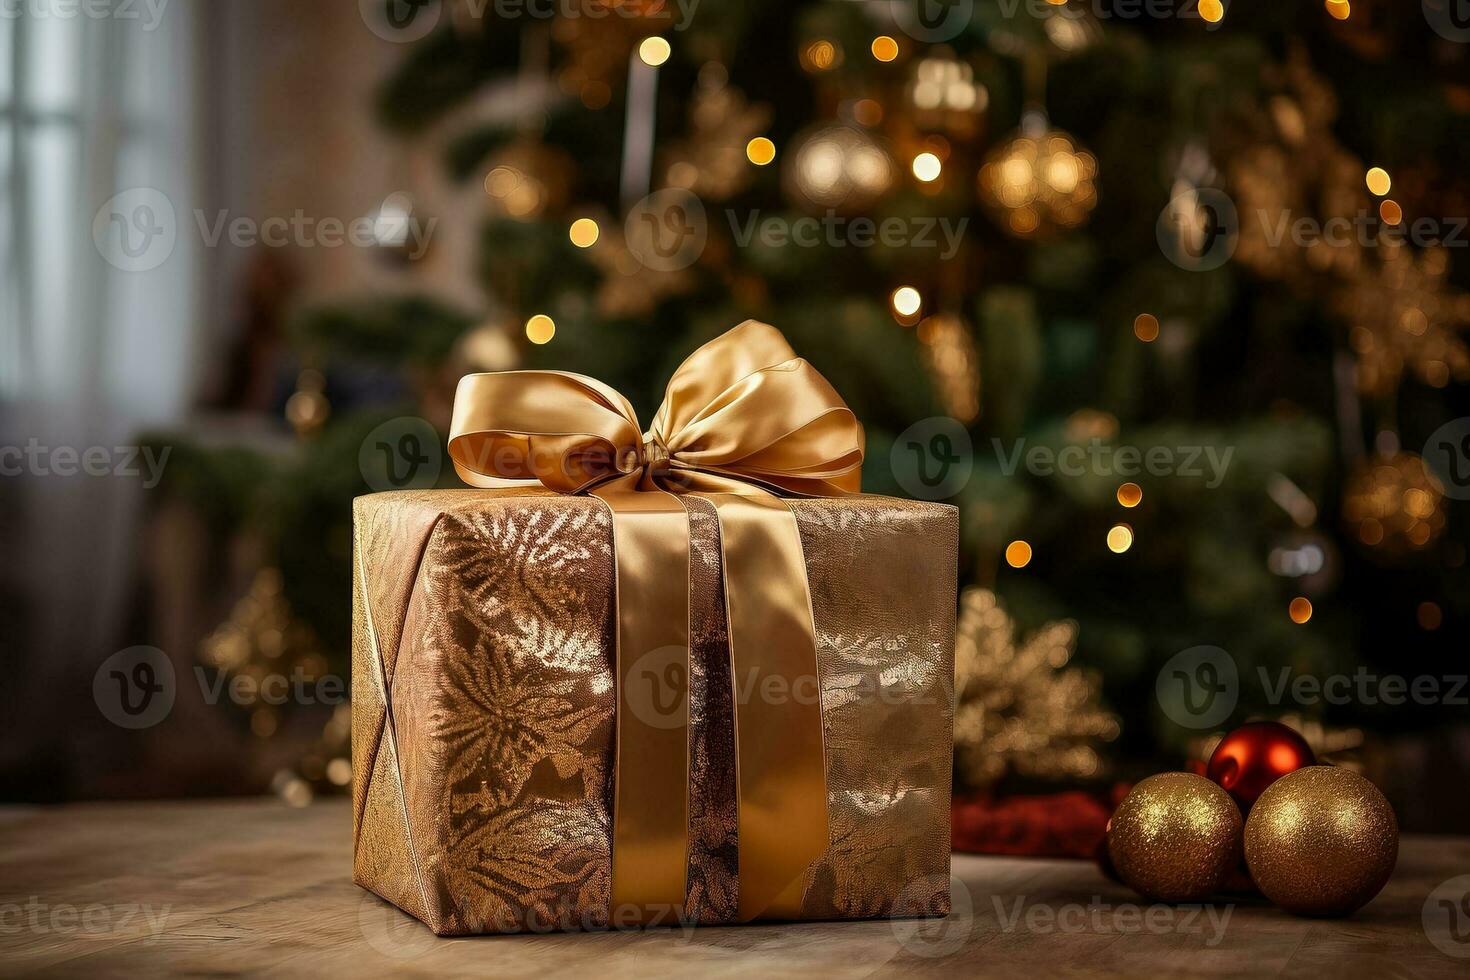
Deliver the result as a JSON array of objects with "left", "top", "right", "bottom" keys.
[
  {"left": 651, "top": 321, "right": 864, "bottom": 494},
  {"left": 448, "top": 370, "right": 642, "bottom": 493},
  {"left": 656, "top": 359, "right": 863, "bottom": 494}
]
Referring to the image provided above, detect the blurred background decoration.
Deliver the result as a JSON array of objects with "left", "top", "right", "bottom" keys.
[
  {"left": 1, "top": 0, "right": 1468, "bottom": 831},
  {"left": 953, "top": 587, "right": 1119, "bottom": 790}
]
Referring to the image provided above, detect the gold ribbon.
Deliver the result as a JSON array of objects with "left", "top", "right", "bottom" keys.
[{"left": 447, "top": 320, "right": 864, "bottom": 924}]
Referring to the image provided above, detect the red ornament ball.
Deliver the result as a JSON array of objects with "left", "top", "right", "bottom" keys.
[{"left": 1206, "top": 721, "right": 1315, "bottom": 810}]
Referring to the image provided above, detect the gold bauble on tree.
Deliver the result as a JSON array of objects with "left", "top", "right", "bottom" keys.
[
  {"left": 978, "top": 114, "right": 1097, "bottom": 239},
  {"left": 1107, "top": 773, "right": 1242, "bottom": 902},
  {"left": 284, "top": 369, "right": 330, "bottom": 439},
  {"left": 782, "top": 123, "right": 894, "bottom": 213},
  {"left": 1244, "top": 766, "right": 1398, "bottom": 917}
]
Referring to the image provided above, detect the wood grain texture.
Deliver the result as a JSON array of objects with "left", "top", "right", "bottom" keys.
[{"left": 0, "top": 799, "right": 1466, "bottom": 978}]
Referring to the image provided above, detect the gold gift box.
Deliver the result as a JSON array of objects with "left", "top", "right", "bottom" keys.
[{"left": 352, "top": 488, "right": 956, "bottom": 934}]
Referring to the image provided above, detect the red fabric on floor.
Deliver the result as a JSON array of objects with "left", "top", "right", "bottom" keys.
[{"left": 951, "top": 786, "right": 1131, "bottom": 858}]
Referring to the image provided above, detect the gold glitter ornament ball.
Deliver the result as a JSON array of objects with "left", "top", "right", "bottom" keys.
[
  {"left": 1244, "top": 766, "right": 1398, "bottom": 917},
  {"left": 1108, "top": 772, "right": 1243, "bottom": 902}
]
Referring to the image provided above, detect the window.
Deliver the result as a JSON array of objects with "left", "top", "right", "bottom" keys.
[{"left": 0, "top": 1, "right": 200, "bottom": 416}]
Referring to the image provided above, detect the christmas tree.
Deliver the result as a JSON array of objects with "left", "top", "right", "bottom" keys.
[{"left": 159, "top": 0, "right": 1470, "bottom": 795}]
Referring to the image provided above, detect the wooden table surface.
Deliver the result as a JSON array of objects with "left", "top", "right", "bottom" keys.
[{"left": 1, "top": 798, "right": 1467, "bottom": 978}]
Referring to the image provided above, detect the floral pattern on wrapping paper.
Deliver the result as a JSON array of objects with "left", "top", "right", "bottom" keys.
[
  {"left": 425, "top": 600, "right": 609, "bottom": 809},
  {"left": 417, "top": 504, "right": 617, "bottom": 932},
  {"left": 442, "top": 799, "right": 611, "bottom": 933},
  {"left": 429, "top": 505, "right": 612, "bottom": 654}
]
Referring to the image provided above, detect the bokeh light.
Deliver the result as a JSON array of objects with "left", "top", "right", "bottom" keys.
[
  {"left": 853, "top": 98, "right": 883, "bottom": 126},
  {"left": 912, "top": 152, "right": 942, "bottom": 182},
  {"left": 746, "top": 137, "right": 776, "bottom": 166},
  {"left": 525, "top": 314, "right": 556, "bottom": 345},
  {"left": 638, "top": 37, "right": 671, "bottom": 68},
  {"left": 891, "top": 286, "right": 922, "bottom": 319},
  {"left": 801, "top": 40, "right": 840, "bottom": 72},
  {"left": 1289, "top": 597, "right": 1313, "bottom": 624},
  {"left": 568, "top": 218, "right": 600, "bottom": 248}
]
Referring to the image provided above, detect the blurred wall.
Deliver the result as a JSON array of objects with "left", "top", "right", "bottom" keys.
[{"left": 203, "top": 0, "right": 487, "bottom": 350}]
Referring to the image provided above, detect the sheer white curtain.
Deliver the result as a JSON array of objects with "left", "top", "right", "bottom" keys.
[
  {"left": 1, "top": 1, "right": 203, "bottom": 772},
  {"left": 2, "top": 1, "right": 202, "bottom": 412}
]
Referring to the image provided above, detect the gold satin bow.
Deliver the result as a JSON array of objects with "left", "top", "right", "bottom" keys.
[{"left": 448, "top": 320, "right": 864, "bottom": 924}]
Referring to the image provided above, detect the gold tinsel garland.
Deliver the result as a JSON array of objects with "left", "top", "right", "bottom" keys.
[{"left": 953, "top": 588, "right": 1119, "bottom": 790}]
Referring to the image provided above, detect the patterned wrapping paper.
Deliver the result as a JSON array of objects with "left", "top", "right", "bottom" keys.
[{"left": 352, "top": 488, "right": 956, "bottom": 935}]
